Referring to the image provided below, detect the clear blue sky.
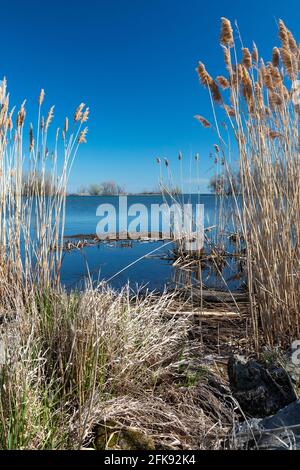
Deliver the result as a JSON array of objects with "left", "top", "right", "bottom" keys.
[{"left": 1, "top": 0, "right": 299, "bottom": 192}]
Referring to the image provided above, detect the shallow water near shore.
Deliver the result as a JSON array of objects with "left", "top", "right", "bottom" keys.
[{"left": 60, "top": 194, "right": 244, "bottom": 292}]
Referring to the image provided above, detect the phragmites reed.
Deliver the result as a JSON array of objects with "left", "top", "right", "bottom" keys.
[
  {"left": 81, "top": 107, "right": 89, "bottom": 123},
  {"left": 217, "top": 76, "right": 230, "bottom": 89},
  {"left": 45, "top": 105, "right": 55, "bottom": 130},
  {"left": 78, "top": 126, "right": 88, "bottom": 144},
  {"left": 195, "top": 17, "right": 300, "bottom": 348},
  {"left": 242, "top": 48, "right": 252, "bottom": 69},
  {"left": 280, "top": 47, "right": 295, "bottom": 80},
  {"left": 252, "top": 43, "right": 259, "bottom": 64},
  {"left": 74, "top": 102, "right": 85, "bottom": 122},
  {"left": 0, "top": 77, "right": 89, "bottom": 293},
  {"left": 220, "top": 17, "right": 233, "bottom": 46},
  {"left": 16, "top": 101, "right": 26, "bottom": 128},
  {"left": 194, "top": 115, "right": 211, "bottom": 128},
  {"left": 278, "top": 19, "right": 289, "bottom": 48},
  {"left": 272, "top": 47, "right": 280, "bottom": 67},
  {"left": 210, "top": 80, "right": 223, "bottom": 104},
  {"left": 29, "top": 123, "right": 34, "bottom": 152},
  {"left": 39, "top": 88, "right": 45, "bottom": 106},
  {"left": 223, "top": 46, "right": 232, "bottom": 72},
  {"left": 196, "top": 62, "right": 213, "bottom": 86}
]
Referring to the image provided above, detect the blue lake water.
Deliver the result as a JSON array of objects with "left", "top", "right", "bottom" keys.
[{"left": 60, "top": 195, "right": 244, "bottom": 292}]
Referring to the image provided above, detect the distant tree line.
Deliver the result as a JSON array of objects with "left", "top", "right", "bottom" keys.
[
  {"left": 22, "top": 172, "right": 58, "bottom": 196},
  {"left": 78, "top": 181, "right": 125, "bottom": 196}
]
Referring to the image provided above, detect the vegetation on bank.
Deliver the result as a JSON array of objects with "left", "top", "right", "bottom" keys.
[
  {"left": 196, "top": 17, "right": 300, "bottom": 348},
  {"left": 78, "top": 181, "right": 125, "bottom": 196}
]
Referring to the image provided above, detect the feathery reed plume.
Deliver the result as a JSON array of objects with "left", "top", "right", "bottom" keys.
[
  {"left": 268, "top": 130, "right": 283, "bottom": 140},
  {"left": 78, "top": 126, "right": 88, "bottom": 144},
  {"left": 288, "top": 30, "right": 297, "bottom": 53},
  {"left": 38, "top": 89, "right": 45, "bottom": 106},
  {"left": 74, "top": 103, "right": 85, "bottom": 122},
  {"left": 195, "top": 153, "right": 199, "bottom": 160},
  {"left": 254, "top": 82, "right": 264, "bottom": 110},
  {"left": 194, "top": 115, "right": 211, "bottom": 128},
  {"left": 263, "top": 68, "right": 274, "bottom": 90},
  {"left": 269, "top": 91, "right": 283, "bottom": 108},
  {"left": 6, "top": 115, "right": 13, "bottom": 130},
  {"left": 252, "top": 42, "right": 259, "bottom": 64},
  {"left": 220, "top": 17, "right": 233, "bottom": 46},
  {"left": 196, "top": 62, "right": 213, "bottom": 86},
  {"left": 164, "top": 158, "right": 169, "bottom": 167},
  {"left": 278, "top": 19, "right": 289, "bottom": 48},
  {"left": 64, "top": 117, "right": 69, "bottom": 133},
  {"left": 241, "top": 65, "right": 253, "bottom": 102},
  {"left": 16, "top": 101, "right": 26, "bottom": 128},
  {"left": 281, "top": 84, "right": 290, "bottom": 101},
  {"left": 242, "top": 48, "right": 252, "bottom": 69},
  {"left": 280, "top": 47, "right": 295, "bottom": 79},
  {"left": 217, "top": 76, "right": 230, "bottom": 89},
  {"left": 224, "top": 104, "right": 236, "bottom": 117},
  {"left": 272, "top": 47, "right": 280, "bottom": 67},
  {"left": 45, "top": 106, "right": 54, "bottom": 130},
  {"left": 29, "top": 123, "right": 34, "bottom": 152},
  {"left": 222, "top": 46, "right": 232, "bottom": 72},
  {"left": 178, "top": 151, "right": 182, "bottom": 161},
  {"left": 156, "top": 157, "right": 161, "bottom": 164},
  {"left": 209, "top": 80, "right": 223, "bottom": 104},
  {"left": 268, "top": 63, "right": 282, "bottom": 87},
  {"left": 81, "top": 107, "right": 89, "bottom": 123}
]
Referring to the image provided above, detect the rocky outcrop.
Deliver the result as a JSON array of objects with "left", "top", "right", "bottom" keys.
[
  {"left": 233, "top": 400, "right": 300, "bottom": 449},
  {"left": 228, "top": 355, "right": 297, "bottom": 417}
]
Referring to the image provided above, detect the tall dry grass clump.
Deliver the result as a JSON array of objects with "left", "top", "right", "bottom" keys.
[
  {"left": 196, "top": 19, "right": 300, "bottom": 347},
  {"left": 0, "top": 79, "right": 88, "bottom": 297},
  {"left": 0, "top": 285, "right": 230, "bottom": 449}
]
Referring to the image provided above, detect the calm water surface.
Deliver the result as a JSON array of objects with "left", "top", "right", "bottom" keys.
[{"left": 60, "top": 195, "right": 243, "bottom": 292}]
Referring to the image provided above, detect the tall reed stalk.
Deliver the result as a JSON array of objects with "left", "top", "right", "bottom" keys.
[
  {"left": 0, "top": 79, "right": 88, "bottom": 298},
  {"left": 196, "top": 18, "right": 300, "bottom": 347}
]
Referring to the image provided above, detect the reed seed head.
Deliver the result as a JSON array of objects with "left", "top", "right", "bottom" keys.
[
  {"left": 81, "top": 107, "right": 89, "bottom": 123},
  {"left": 272, "top": 47, "right": 280, "bottom": 67},
  {"left": 78, "top": 126, "right": 88, "bottom": 144},
  {"left": 252, "top": 43, "right": 259, "bottom": 64},
  {"left": 74, "top": 103, "right": 85, "bottom": 122},
  {"left": 220, "top": 17, "right": 234, "bottom": 46},
  {"left": 39, "top": 89, "right": 45, "bottom": 106},
  {"left": 242, "top": 48, "right": 252, "bottom": 69},
  {"left": 216, "top": 76, "right": 230, "bottom": 89},
  {"left": 194, "top": 115, "right": 211, "bottom": 128},
  {"left": 29, "top": 123, "right": 34, "bottom": 152},
  {"left": 45, "top": 106, "right": 55, "bottom": 130},
  {"left": 64, "top": 117, "right": 69, "bottom": 133},
  {"left": 196, "top": 62, "right": 213, "bottom": 87}
]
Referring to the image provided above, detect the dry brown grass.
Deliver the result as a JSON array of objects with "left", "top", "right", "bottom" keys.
[
  {"left": 0, "top": 78, "right": 88, "bottom": 294},
  {"left": 196, "top": 18, "right": 300, "bottom": 348},
  {"left": 0, "top": 285, "right": 234, "bottom": 449}
]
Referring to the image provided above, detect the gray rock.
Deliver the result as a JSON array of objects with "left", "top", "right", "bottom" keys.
[
  {"left": 228, "top": 355, "right": 297, "bottom": 417},
  {"left": 233, "top": 400, "right": 300, "bottom": 449}
]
